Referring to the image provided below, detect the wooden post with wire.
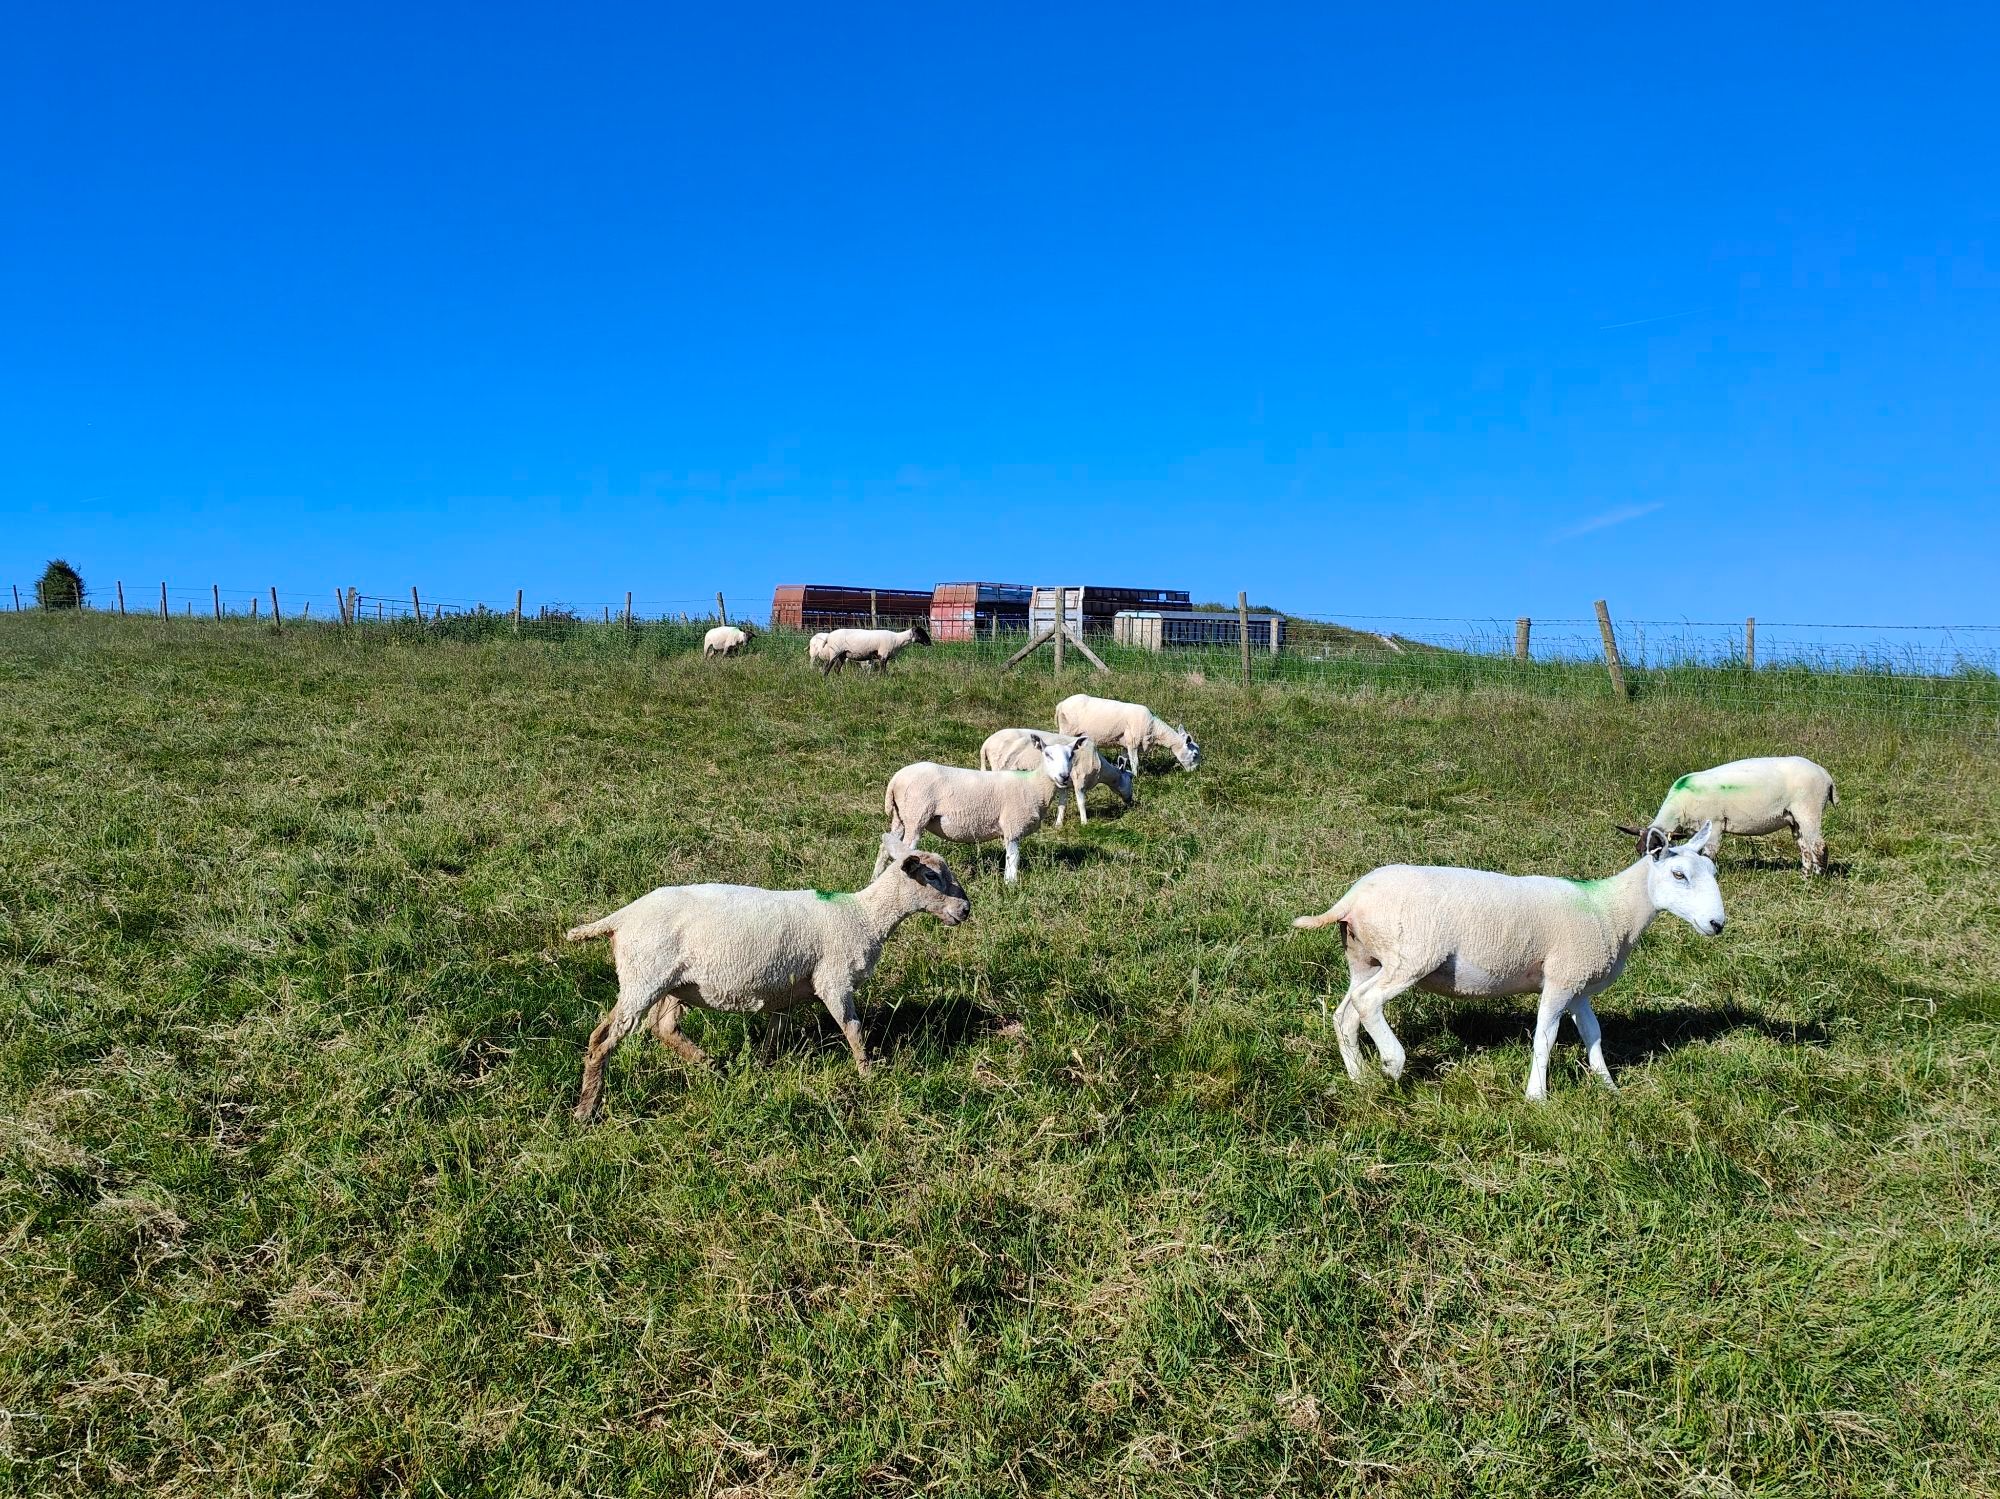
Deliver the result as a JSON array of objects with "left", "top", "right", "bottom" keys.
[
  {"left": 1237, "top": 591, "right": 1252, "bottom": 686},
  {"left": 869, "top": 589, "right": 878, "bottom": 628},
  {"left": 160, "top": 582, "right": 169, "bottom": 620},
  {"left": 1515, "top": 617, "right": 1531, "bottom": 662},
  {"left": 1002, "top": 586, "right": 1108, "bottom": 673},
  {"left": 513, "top": 589, "right": 523, "bottom": 635},
  {"left": 270, "top": 587, "right": 282, "bottom": 629},
  {"left": 214, "top": 584, "right": 223, "bottom": 620},
  {"left": 11, "top": 585, "right": 20, "bottom": 611},
  {"left": 117, "top": 581, "right": 126, "bottom": 615},
  {"left": 1593, "top": 599, "right": 1628, "bottom": 700},
  {"left": 1745, "top": 616, "right": 1756, "bottom": 670},
  {"left": 410, "top": 586, "right": 422, "bottom": 620},
  {"left": 716, "top": 591, "right": 728, "bottom": 624},
  {"left": 334, "top": 588, "right": 348, "bottom": 624}
]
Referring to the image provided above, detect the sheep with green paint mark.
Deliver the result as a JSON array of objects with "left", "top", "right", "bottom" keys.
[
  {"left": 1623, "top": 755, "right": 1838, "bottom": 874},
  {"left": 1291, "top": 825, "right": 1726, "bottom": 1100},
  {"left": 978, "top": 727, "right": 1134, "bottom": 826},
  {"left": 879, "top": 738, "right": 1076, "bottom": 884},
  {"left": 565, "top": 835, "right": 970, "bottom": 1119}
]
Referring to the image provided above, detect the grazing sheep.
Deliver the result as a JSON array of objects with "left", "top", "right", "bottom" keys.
[
  {"left": 879, "top": 739, "right": 1077, "bottom": 884},
  {"left": 1054, "top": 693, "right": 1199, "bottom": 773},
  {"left": 1291, "top": 824, "right": 1726, "bottom": 1100},
  {"left": 978, "top": 727, "right": 1134, "bottom": 826},
  {"left": 703, "top": 625, "right": 750, "bottom": 657},
  {"left": 815, "top": 624, "right": 932, "bottom": 675},
  {"left": 565, "top": 835, "right": 970, "bottom": 1120},
  {"left": 1621, "top": 756, "right": 1838, "bottom": 874}
]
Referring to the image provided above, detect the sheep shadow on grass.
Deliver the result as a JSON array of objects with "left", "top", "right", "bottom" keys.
[
  {"left": 1394, "top": 1000, "right": 1830, "bottom": 1083},
  {"left": 709, "top": 995, "right": 1002, "bottom": 1069}
]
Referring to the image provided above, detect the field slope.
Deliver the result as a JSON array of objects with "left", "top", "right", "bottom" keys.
[{"left": 2, "top": 615, "right": 1997, "bottom": 1497}]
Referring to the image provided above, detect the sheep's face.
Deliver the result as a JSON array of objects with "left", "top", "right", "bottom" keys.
[
  {"left": 1107, "top": 761, "right": 1136, "bottom": 806},
  {"left": 1646, "top": 822, "right": 1726, "bottom": 936},
  {"left": 1175, "top": 730, "right": 1201, "bottom": 770},
  {"left": 1040, "top": 740, "right": 1076, "bottom": 790},
  {"left": 900, "top": 851, "right": 971, "bottom": 926}
]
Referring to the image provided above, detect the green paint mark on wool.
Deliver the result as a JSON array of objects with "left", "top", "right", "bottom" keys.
[
  {"left": 1564, "top": 877, "right": 1614, "bottom": 910},
  {"left": 1672, "top": 774, "right": 1695, "bottom": 792},
  {"left": 813, "top": 889, "right": 852, "bottom": 902}
]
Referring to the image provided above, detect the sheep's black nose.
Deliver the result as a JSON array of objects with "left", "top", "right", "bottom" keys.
[{"left": 1708, "top": 918, "right": 1726, "bottom": 935}]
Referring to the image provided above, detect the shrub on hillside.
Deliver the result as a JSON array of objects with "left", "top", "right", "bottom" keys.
[{"left": 36, "top": 559, "right": 86, "bottom": 610}]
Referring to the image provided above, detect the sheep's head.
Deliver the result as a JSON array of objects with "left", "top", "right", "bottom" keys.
[
  {"left": 889, "top": 844, "right": 970, "bottom": 926},
  {"left": 909, "top": 624, "right": 932, "bottom": 646},
  {"left": 1644, "top": 822, "right": 1725, "bottom": 936},
  {"left": 1174, "top": 728, "right": 1201, "bottom": 770},
  {"left": 1040, "top": 739, "right": 1076, "bottom": 790}
]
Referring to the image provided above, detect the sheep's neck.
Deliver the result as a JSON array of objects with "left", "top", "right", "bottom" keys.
[
  {"left": 1597, "top": 860, "right": 1661, "bottom": 954},
  {"left": 851, "top": 879, "right": 921, "bottom": 943}
]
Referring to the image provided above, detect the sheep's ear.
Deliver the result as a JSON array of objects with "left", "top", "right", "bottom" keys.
[
  {"left": 1642, "top": 826, "right": 1671, "bottom": 860},
  {"left": 1682, "top": 820, "right": 1714, "bottom": 852}
]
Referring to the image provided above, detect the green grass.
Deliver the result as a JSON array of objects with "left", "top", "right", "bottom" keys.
[{"left": 2, "top": 613, "right": 1997, "bottom": 1497}]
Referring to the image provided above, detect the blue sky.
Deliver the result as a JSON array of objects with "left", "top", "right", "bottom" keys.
[{"left": 5, "top": 3, "right": 1997, "bottom": 627}]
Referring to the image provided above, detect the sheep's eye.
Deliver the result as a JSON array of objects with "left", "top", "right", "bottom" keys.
[{"left": 1671, "top": 869, "right": 1687, "bottom": 882}]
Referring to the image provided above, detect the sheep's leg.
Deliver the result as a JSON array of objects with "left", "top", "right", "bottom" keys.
[
  {"left": 1358, "top": 992, "right": 1407, "bottom": 1082},
  {"left": 1566, "top": 995, "right": 1616, "bottom": 1090},
  {"left": 1003, "top": 838, "right": 1021, "bottom": 884},
  {"left": 1793, "top": 808, "right": 1828, "bottom": 875},
  {"left": 817, "top": 985, "right": 870, "bottom": 1075},
  {"left": 575, "top": 981, "right": 670, "bottom": 1121},
  {"left": 648, "top": 992, "right": 711, "bottom": 1067},
  {"left": 1523, "top": 986, "right": 1575, "bottom": 1101},
  {"left": 1702, "top": 822, "right": 1724, "bottom": 859},
  {"left": 1330, "top": 991, "right": 1367, "bottom": 1080},
  {"left": 1073, "top": 782, "right": 1088, "bottom": 826}
]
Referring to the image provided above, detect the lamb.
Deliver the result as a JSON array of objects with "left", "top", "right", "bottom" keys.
[
  {"left": 1621, "top": 756, "right": 1838, "bottom": 874},
  {"left": 879, "top": 738, "right": 1077, "bottom": 884},
  {"left": 703, "top": 625, "right": 750, "bottom": 657},
  {"left": 814, "top": 624, "right": 932, "bottom": 675},
  {"left": 977, "top": 727, "right": 1134, "bottom": 826},
  {"left": 1054, "top": 693, "right": 1199, "bottom": 773},
  {"left": 1291, "top": 823, "right": 1726, "bottom": 1100},
  {"left": 565, "top": 834, "right": 970, "bottom": 1120}
]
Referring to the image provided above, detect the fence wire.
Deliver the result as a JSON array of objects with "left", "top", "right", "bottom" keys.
[{"left": 8, "top": 583, "right": 1996, "bottom": 732}]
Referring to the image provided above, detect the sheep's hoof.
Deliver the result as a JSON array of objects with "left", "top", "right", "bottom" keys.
[{"left": 572, "top": 1100, "right": 600, "bottom": 1123}]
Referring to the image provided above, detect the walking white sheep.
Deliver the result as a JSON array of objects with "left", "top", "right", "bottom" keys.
[
  {"left": 565, "top": 835, "right": 971, "bottom": 1120},
  {"left": 978, "top": 727, "right": 1134, "bottom": 826},
  {"left": 1054, "top": 693, "right": 1199, "bottom": 773},
  {"left": 1291, "top": 824, "right": 1726, "bottom": 1100},
  {"left": 703, "top": 625, "right": 750, "bottom": 657},
  {"left": 815, "top": 624, "right": 932, "bottom": 675},
  {"left": 1621, "top": 756, "right": 1838, "bottom": 874},
  {"left": 880, "top": 739, "right": 1076, "bottom": 884}
]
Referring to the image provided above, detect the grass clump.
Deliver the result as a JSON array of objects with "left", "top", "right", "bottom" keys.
[{"left": 1, "top": 611, "right": 1997, "bottom": 1496}]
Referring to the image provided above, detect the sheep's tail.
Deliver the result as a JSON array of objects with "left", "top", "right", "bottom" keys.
[
  {"left": 1292, "top": 892, "right": 1353, "bottom": 931},
  {"left": 565, "top": 914, "right": 619, "bottom": 943}
]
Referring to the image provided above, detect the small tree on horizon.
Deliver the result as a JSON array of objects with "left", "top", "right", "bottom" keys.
[{"left": 36, "top": 559, "right": 86, "bottom": 610}]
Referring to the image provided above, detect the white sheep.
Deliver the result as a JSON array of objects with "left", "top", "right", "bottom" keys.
[
  {"left": 703, "top": 625, "right": 750, "bottom": 657},
  {"left": 977, "top": 727, "right": 1134, "bottom": 826},
  {"left": 879, "top": 739, "right": 1077, "bottom": 884},
  {"left": 815, "top": 624, "right": 932, "bottom": 675},
  {"left": 1291, "top": 823, "right": 1726, "bottom": 1100},
  {"left": 1621, "top": 755, "right": 1838, "bottom": 874},
  {"left": 1054, "top": 693, "right": 1199, "bottom": 773},
  {"left": 565, "top": 835, "right": 970, "bottom": 1119}
]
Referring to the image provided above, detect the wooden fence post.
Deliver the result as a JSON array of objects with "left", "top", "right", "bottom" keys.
[
  {"left": 1237, "top": 591, "right": 1252, "bottom": 686},
  {"left": 716, "top": 591, "right": 727, "bottom": 624},
  {"left": 302, "top": 601, "right": 311, "bottom": 619},
  {"left": 513, "top": 589, "right": 523, "bottom": 635},
  {"left": 869, "top": 589, "right": 878, "bottom": 628},
  {"left": 1515, "top": 616, "right": 1531, "bottom": 661},
  {"left": 117, "top": 581, "right": 126, "bottom": 615},
  {"left": 1745, "top": 616, "right": 1756, "bottom": 670},
  {"left": 214, "top": 584, "right": 223, "bottom": 620},
  {"left": 625, "top": 591, "right": 633, "bottom": 627},
  {"left": 251, "top": 597, "right": 259, "bottom": 619},
  {"left": 410, "top": 586, "right": 422, "bottom": 620},
  {"left": 160, "top": 582, "right": 169, "bottom": 619},
  {"left": 11, "top": 585, "right": 20, "bottom": 611},
  {"left": 1593, "top": 599, "right": 1628, "bottom": 700},
  {"left": 333, "top": 588, "right": 348, "bottom": 624},
  {"left": 270, "top": 587, "right": 282, "bottom": 628},
  {"left": 1270, "top": 615, "right": 1282, "bottom": 655}
]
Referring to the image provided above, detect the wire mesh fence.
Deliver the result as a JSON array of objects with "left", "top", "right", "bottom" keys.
[{"left": 7, "top": 581, "right": 1997, "bottom": 733}]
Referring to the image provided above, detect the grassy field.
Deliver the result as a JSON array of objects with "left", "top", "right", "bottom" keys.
[{"left": 2, "top": 614, "right": 1997, "bottom": 1497}]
